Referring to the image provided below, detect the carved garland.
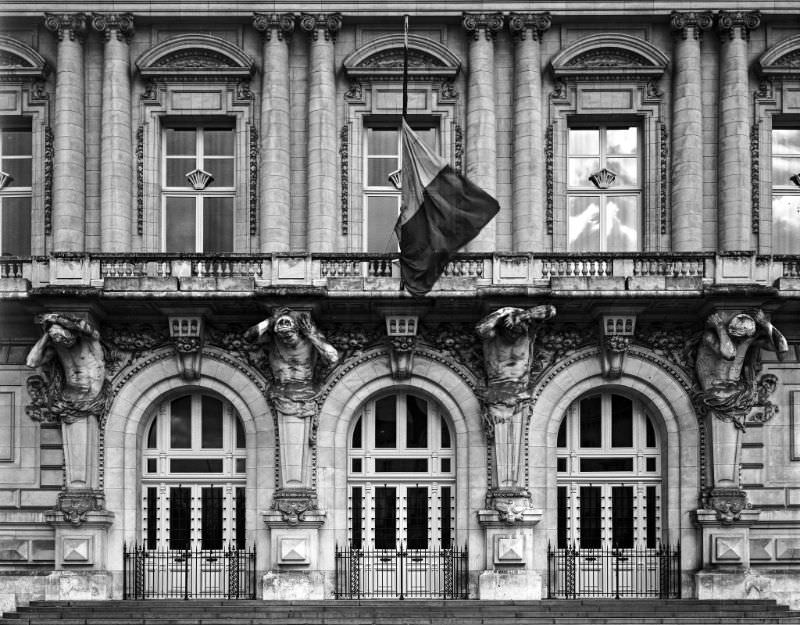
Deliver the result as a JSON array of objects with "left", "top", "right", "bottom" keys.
[
  {"left": 44, "top": 126, "right": 53, "bottom": 235},
  {"left": 136, "top": 125, "right": 143, "bottom": 235},
  {"left": 751, "top": 121, "right": 760, "bottom": 234},
  {"left": 454, "top": 124, "right": 464, "bottom": 174},
  {"left": 340, "top": 124, "right": 349, "bottom": 235},
  {"left": 249, "top": 123, "right": 258, "bottom": 236},
  {"left": 545, "top": 123, "right": 554, "bottom": 235},
  {"left": 661, "top": 120, "right": 668, "bottom": 235}
]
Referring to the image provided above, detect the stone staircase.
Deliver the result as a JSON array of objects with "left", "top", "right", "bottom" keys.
[{"left": 2, "top": 600, "right": 800, "bottom": 625}]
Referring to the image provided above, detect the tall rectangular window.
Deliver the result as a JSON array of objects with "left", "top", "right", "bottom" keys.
[
  {"left": 771, "top": 128, "right": 800, "bottom": 253},
  {"left": 363, "top": 122, "right": 437, "bottom": 252},
  {"left": 162, "top": 125, "right": 234, "bottom": 253},
  {"left": 0, "top": 123, "right": 31, "bottom": 256},
  {"left": 567, "top": 125, "right": 640, "bottom": 252}
]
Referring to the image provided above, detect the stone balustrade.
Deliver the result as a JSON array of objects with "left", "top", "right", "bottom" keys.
[{"left": 1, "top": 252, "right": 799, "bottom": 295}]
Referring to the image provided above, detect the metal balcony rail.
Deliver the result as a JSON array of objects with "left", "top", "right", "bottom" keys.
[
  {"left": 334, "top": 543, "right": 468, "bottom": 600},
  {"left": 547, "top": 542, "right": 680, "bottom": 600},
  {"left": 123, "top": 543, "right": 256, "bottom": 600}
]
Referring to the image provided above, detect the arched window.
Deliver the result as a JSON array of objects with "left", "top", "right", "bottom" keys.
[
  {"left": 347, "top": 392, "right": 454, "bottom": 549},
  {"left": 556, "top": 392, "right": 661, "bottom": 549},
  {"left": 142, "top": 393, "right": 246, "bottom": 550}
]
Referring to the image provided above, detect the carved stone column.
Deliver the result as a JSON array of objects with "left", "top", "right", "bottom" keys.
[
  {"left": 508, "top": 13, "right": 550, "bottom": 252},
  {"left": 93, "top": 14, "right": 134, "bottom": 252},
  {"left": 45, "top": 13, "right": 88, "bottom": 253},
  {"left": 253, "top": 13, "right": 294, "bottom": 252},
  {"left": 463, "top": 13, "right": 502, "bottom": 252},
  {"left": 717, "top": 11, "right": 760, "bottom": 252},
  {"left": 670, "top": 12, "right": 712, "bottom": 252},
  {"left": 301, "top": 13, "right": 341, "bottom": 252}
]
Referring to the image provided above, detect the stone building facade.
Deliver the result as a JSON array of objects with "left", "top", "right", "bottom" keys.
[{"left": 0, "top": 0, "right": 800, "bottom": 611}]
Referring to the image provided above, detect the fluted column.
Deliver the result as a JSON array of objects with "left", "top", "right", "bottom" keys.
[
  {"left": 92, "top": 13, "right": 134, "bottom": 252},
  {"left": 463, "top": 13, "right": 503, "bottom": 252},
  {"left": 717, "top": 11, "right": 760, "bottom": 252},
  {"left": 300, "top": 13, "right": 341, "bottom": 252},
  {"left": 253, "top": 13, "right": 295, "bottom": 252},
  {"left": 45, "top": 13, "right": 87, "bottom": 252},
  {"left": 670, "top": 12, "right": 713, "bottom": 252},
  {"left": 508, "top": 13, "right": 550, "bottom": 252}
]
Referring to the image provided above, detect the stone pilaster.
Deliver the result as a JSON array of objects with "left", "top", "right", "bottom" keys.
[
  {"left": 253, "top": 13, "right": 294, "bottom": 252},
  {"left": 463, "top": 13, "right": 503, "bottom": 253},
  {"left": 92, "top": 13, "right": 134, "bottom": 252},
  {"left": 717, "top": 11, "right": 760, "bottom": 252},
  {"left": 300, "top": 13, "right": 341, "bottom": 252},
  {"left": 508, "top": 13, "right": 550, "bottom": 252},
  {"left": 670, "top": 12, "right": 712, "bottom": 252},
  {"left": 44, "top": 13, "right": 88, "bottom": 253}
]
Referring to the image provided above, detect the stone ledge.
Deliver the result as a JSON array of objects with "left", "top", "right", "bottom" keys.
[
  {"left": 103, "top": 277, "right": 178, "bottom": 291},
  {"left": 551, "top": 276, "right": 626, "bottom": 291}
]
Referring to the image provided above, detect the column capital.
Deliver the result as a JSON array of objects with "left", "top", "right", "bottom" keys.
[
  {"left": 508, "top": 12, "right": 551, "bottom": 42},
  {"left": 299, "top": 13, "right": 342, "bottom": 42},
  {"left": 91, "top": 13, "right": 134, "bottom": 43},
  {"left": 44, "top": 13, "right": 88, "bottom": 42},
  {"left": 718, "top": 11, "right": 761, "bottom": 42},
  {"left": 462, "top": 12, "right": 504, "bottom": 42},
  {"left": 670, "top": 11, "right": 713, "bottom": 40},
  {"left": 253, "top": 13, "right": 295, "bottom": 41}
]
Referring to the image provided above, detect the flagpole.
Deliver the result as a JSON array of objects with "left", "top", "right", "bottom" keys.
[{"left": 402, "top": 15, "right": 408, "bottom": 120}]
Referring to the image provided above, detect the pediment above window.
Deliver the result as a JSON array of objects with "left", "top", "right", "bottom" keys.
[
  {"left": 758, "top": 35, "right": 800, "bottom": 78},
  {"left": 136, "top": 34, "right": 254, "bottom": 81},
  {"left": 343, "top": 34, "right": 460, "bottom": 81},
  {"left": 0, "top": 35, "right": 48, "bottom": 81},
  {"left": 551, "top": 34, "right": 668, "bottom": 80}
]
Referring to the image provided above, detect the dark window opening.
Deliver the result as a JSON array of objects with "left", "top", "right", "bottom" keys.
[
  {"left": 611, "top": 486, "right": 634, "bottom": 548},
  {"left": 406, "top": 487, "right": 428, "bottom": 549},
  {"left": 579, "top": 486, "right": 601, "bottom": 549},
  {"left": 169, "top": 487, "right": 191, "bottom": 550},
  {"left": 579, "top": 395, "right": 602, "bottom": 447}
]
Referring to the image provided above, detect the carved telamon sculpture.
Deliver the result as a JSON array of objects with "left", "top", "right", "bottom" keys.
[
  {"left": 26, "top": 313, "right": 111, "bottom": 520},
  {"left": 245, "top": 308, "right": 338, "bottom": 492},
  {"left": 476, "top": 305, "right": 556, "bottom": 495},
  {"left": 694, "top": 309, "right": 787, "bottom": 519}
]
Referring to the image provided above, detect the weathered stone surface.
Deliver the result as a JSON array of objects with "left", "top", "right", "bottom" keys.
[{"left": 478, "top": 570, "right": 542, "bottom": 600}]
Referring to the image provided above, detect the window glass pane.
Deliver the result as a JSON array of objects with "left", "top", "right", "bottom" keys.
[
  {"left": 557, "top": 486, "right": 568, "bottom": 548},
  {"left": 166, "top": 158, "right": 196, "bottom": 187},
  {"left": 169, "top": 487, "right": 191, "bottom": 550},
  {"left": 203, "top": 196, "right": 233, "bottom": 253},
  {"left": 351, "top": 416, "right": 362, "bottom": 448},
  {"left": 557, "top": 457, "right": 567, "bottom": 472},
  {"left": 406, "top": 395, "right": 428, "bottom": 448},
  {"left": 606, "top": 157, "right": 638, "bottom": 186},
  {"left": 367, "top": 157, "right": 399, "bottom": 187},
  {"left": 374, "top": 395, "right": 397, "bottom": 448},
  {"left": 407, "top": 487, "right": 428, "bottom": 549},
  {"left": 147, "top": 458, "right": 157, "bottom": 473},
  {"left": 146, "top": 487, "right": 158, "bottom": 549},
  {"left": 771, "top": 156, "right": 800, "bottom": 187},
  {"left": 2, "top": 158, "right": 31, "bottom": 187},
  {"left": 374, "top": 486, "right": 396, "bottom": 549},
  {"left": 170, "top": 395, "right": 191, "bottom": 448},
  {"left": 441, "top": 458, "right": 451, "bottom": 472},
  {"left": 611, "top": 395, "right": 633, "bottom": 447},
  {"left": 169, "top": 458, "right": 223, "bottom": 472},
  {"left": 773, "top": 195, "right": 800, "bottom": 254},
  {"left": 366, "top": 195, "right": 399, "bottom": 252},
  {"left": 411, "top": 127, "right": 438, "bottom": 153},
  {"left": 579, "top": 486, "right": 601, "bottom": 549},
  {"left": 557, "top": 418, "right": 567, "bottom": 447},
  {"left": 350, "top": 487, "right": 363, "bottom": 549},
  {"left": 1, "top": 197, "right": 31, "bottom": 255},
  {"left": 165, "top": 196, "right": 196, "bottom": 252},
  {"left": 201, "top": 487, "right": 223, "bottom": 549},
  {"left": 165, "top": 129, "right": 196, "bottom": 155},
  {"left": 568, "top": 129, "right": 599, "bottom": 155},
  {"left": 201, "top": 396, "right": 223, "bottom": 448},
  {"left": 367, "top": 128, "right": 398, "bottom": 155},
  {"left": 645, "top": 416, "right": 656, "bottom": 448},
  {"left": 204, "top": 129, "right": 234, "bottom": 156},
  {"left": 351, "top": 458, "right": 362, "bottom": 472},
  {"left": 204, "top": 158, "right": 234, "bottom": 187},
  {"left": 374, "top": 458, "right": 428, "bottom": 472},
  {"left": 440, "top": 486, "right": 452, "bottom": 547},
  {"left": 646, "top": 457, "right": 657, "bottom": 472},
  {"left": 235, "top": 458, "right": 246, "bottom": 472},
  {"left": 646, "top": 486, "right": 657, "bottom": 548},
  {"left": 579, "top": 395, "right": 602, "bottom": 447},
  {"left": 772, "top": 128, "right": 800, "bottom": 154},
  {"left": 611, "top": 486, "right": 634, "bottom": 548},
  {"left": 236, "top": 416, "right": 245, "bottom": 448},
  {"left": 440, "top": 416, "right": 450, "bottom": 448},
  {"left": 568, "top": 157, "right": 601, "bottom": 187},
  {"left": 580, "top": 457, "right": 633, "bottom": 472},
  {"left": 147, "top": 417, "right": 158, "bottom": 449},
  {"left": 606, "top": 127, "right": 637, "bottom": 155},
  {"left": 568, "top": 196, "right": 601, "bottom": 251},
  {"left": 235, "top": 487, "right": 246, "bottom": 549},
  {"left": 604, "top": 196, "right": 638, "bottom": 252}
]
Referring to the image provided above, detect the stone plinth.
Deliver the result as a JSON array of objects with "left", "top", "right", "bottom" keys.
[{"left": 45, "top": 508, "right": 114, "bottom": 570}]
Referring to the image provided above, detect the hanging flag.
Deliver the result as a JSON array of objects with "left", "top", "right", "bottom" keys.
[{"left": 396, "top": 120, "right": 500, "bottom": 296}]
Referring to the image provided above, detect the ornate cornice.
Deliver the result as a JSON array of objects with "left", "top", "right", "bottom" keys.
[
  {"left": 252, "top": 13, "right": 295, "bottom": 42},
  {"left": 718, "top": 11, "right": 761, "bottom": 42},
  {"left": 670, "top": 11, "right": 713, "bottom": 41},
  {"left": 44, "top": 13, "right": 88, "bottom": 43},
  {"left": 508, "top": 12, "right": 551, "bottom": 43},
  {"left": 299, "top": 13, "right": 342, "bottom": 42},
  {"left": 462, "top": 13, "right": 504, "bottom": 42},
  {"left": 91, "top": 13, "right": 134, "bottom": 43}
]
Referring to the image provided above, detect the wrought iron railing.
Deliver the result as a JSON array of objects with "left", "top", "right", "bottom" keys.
[
  {"left": 547, "top": 543, "right": 680, "bottom": 599},
  {"left": 335, "top": 543, "right": 468, "bottom": 600},
  {"left": 123, "top": 544, "right": 256, "bottom": 600}
]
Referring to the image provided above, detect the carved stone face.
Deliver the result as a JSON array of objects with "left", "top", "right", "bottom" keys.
[
  {"left": 48, "top": 323, "right": 76, "bottom": 348},
  {"left": 728, "top": 314, "right": 756, "bottom": 339},
  {"left": 275, "top": 314, "right": 299, "bottom": 345}
]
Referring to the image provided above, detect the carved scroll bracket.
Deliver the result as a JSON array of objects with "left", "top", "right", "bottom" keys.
[
  {"left": 168, "top": 316, "right": 204, "bottom": 380},
  {"left": 597, "top": 313, "right": 637, "bottom": 379}
]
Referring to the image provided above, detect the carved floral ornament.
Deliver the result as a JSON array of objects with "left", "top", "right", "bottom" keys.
[
  {"left": 550, "top": 33, "right": 669, "bottom": 81},
  {"left": 508, "top": 12, "right": 552, "bottom": 42},
  {"left": 718, "top": 11, "right": 761, "bottom": 41},
  {"left": 758, "top": 34, "right": 800, "bottom": 79},
  {"left": 91, "top": 13, "right": 134, "bottom": 42},
  {"left": 136, "top": 34, "right": 255, "bottom": 82},
  {"left": 462, "top": 12, "right": 504, "bottom": 41},
  {"left": 342, "top": 34, "right": 461, "bottom": 83},
  {"left": 669, "top": 11, "right": 714, "bottom": 40},
  {"left": 299, "top": 13, "right": 342, "bottom": 42},
  {"left": 0, "top": 36, "right": 48, "bottom": 81},
  {"left": 44, "top": 13, "right": 88, "bottom": 42},
  {"left": 252, "top": 13, "right": 295, "bottom": 41}
]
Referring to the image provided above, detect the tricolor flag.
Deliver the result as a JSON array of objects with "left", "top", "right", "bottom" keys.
[{"left": 396, "top": 120, "right": 500, "bottom": 296}]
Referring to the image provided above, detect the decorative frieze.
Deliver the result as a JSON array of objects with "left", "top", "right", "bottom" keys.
[
  {"left": 462, "top": 13, "right": 504, "bottom": 41},
  {"left": 249, "top": 123, "right": 258, "bottom": 236},
  {"left": 91, "top": 13, "right": 134, "bottom": 42},
  {"left": 669, "top": 11, "right": 713, "bottom": 40},
  {"left": 136, "top": 125, "right": 143, "bottom": 235},
  {"left": 508, "top": 12, "right": 551, "bottom": 42},
  {"left": 718, "top": 11, "right": 761, "bottom": 41},
  {"left": 545, "top": 123, "right": 554, "bottom": 235},
  {"left": 751, "top": 122, "right": 760, "bottom": 234},
  {"left": 252, "top": 12, "right": 295, "bottom": 41},
  {"left": 299, "top": 13, "right": 342, "bottom": 42},
  {"left": 340, "top": 124, "right": 349, "bottom": 235},
  {"left": 44, "top": 13, "right": 88, "bottom": 41},
  {"left": 660, "top": 121, "right": 668, "bottom": 235}
]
